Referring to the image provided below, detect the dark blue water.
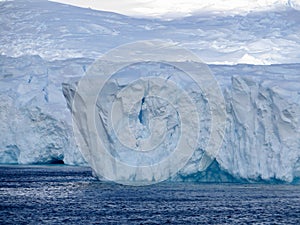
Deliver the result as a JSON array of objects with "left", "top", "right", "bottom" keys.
[{"left": 1, "top": 166, "right": 300, "bottom": 224}]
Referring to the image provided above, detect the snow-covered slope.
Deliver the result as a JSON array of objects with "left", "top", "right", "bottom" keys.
[
  {"left": 50, "top": 0, "right": 300, "bottom": 19},
  {"left": 1, "top": 0, "right": 300, "bottom": 64},
  {"left": 0, "top": 1, "right": 300, "bottom": 183}
]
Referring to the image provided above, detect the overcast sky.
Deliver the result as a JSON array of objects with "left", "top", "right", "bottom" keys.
[{"left": 50, "top": 0, "right": 300, "bottom": 18}]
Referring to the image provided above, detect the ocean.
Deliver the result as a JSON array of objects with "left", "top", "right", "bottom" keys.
[{"left": 1, "top": 166, "right": 299, "bottom": 224}]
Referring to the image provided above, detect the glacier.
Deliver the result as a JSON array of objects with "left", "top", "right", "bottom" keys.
[
  {"left": 0, "top": 55, "right": 87, "bottom": 165},
  {"left": 61, "top": 60, "right": 300, "bottom": 183},
  {"left": 2, "top": 54, "right": 299, "bottom": 183},
  {"left": 0, "top": 0, "right": 300, "bottom": 183}
]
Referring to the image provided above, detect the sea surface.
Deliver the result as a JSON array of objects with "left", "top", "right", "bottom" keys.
[{"left": 0, "top": 166, "right": 300, "bottom": 224}]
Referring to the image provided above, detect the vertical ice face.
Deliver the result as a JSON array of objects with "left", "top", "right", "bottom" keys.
[
  {"left": 219, "top": 76, "right": 300, "bottom": 182},
  {"left": 62, "top": 64, "right": 300, "bottom": 183},
  {"left": 64, "top": 56, "right": 224, "bottom": 185},
  {"left": 0, "top": 56, "right": 87, "bottom": 165},
  {"left": 0, "top": 54, "right": 299, "bottom": 183}
]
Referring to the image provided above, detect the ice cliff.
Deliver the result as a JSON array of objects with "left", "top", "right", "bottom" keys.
[
  {"left": 0, "top": 56, "right": 87, "bottom": 165},
  {"left": 220, "top": 76, "right": 300, "bottom": 182},
  {"left": 1, "top": 55, "right": 300, "bottom": 183},
  {"left": 62, "top": 60, "right": 300, "bottom": 183}
]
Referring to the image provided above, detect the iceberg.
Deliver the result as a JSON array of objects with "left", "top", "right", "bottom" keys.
[
  {"left": 62, "top": 60, "right": 300, "bottom": 183},
  {"left": 1, "top": 54, "right": 299, "bottom": 183},
  {"left": 62, "top": 41, "right": 227, "bottom": 185}
]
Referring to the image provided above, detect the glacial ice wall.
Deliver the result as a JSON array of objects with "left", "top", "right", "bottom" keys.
[
  {"left": 219, "top": 76, "right": 300, "bottom": 182},
  {"left": 61, "top": 61, "right": 300, "bottom": 183},
  {"left": 0, "top": 55, "right": 88, "bottom": 165},
  {"left": 1, "top": 55, "right": 300, "bottom": 183}
]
